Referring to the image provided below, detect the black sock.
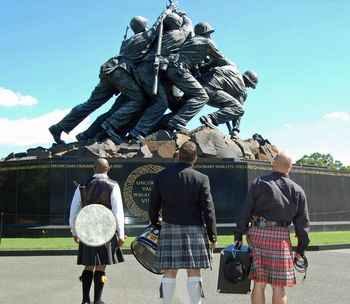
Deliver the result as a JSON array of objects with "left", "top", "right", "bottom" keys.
[
  {"left": 94, "top": 270, "right": 106, "bottom": 303},
  {"left": 79, "top": 270, "right": 93, "bottom": 303}
]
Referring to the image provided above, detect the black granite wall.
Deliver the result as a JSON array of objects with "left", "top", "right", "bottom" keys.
[{"left": 0, "top": 158, "right": 349, "bottom": 236}]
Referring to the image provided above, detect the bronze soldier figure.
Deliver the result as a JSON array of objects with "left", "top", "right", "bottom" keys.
[
  {"left": 198, "top": 65, "right": 258, "bottom": 138},
  {"left": 122, "top": 11, "right": 193, "bottom": 141},
  {"left": 162, "top": 22, "right": 234, "bottom": 133},
  {"left": 99, "top": 11, "right": 192, "bottom": 142},
  {"left": 48, "top": 4, "right": 176, "bottom": 144}
]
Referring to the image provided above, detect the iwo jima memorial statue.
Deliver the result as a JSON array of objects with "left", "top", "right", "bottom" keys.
[{"left": 0, "top": 1, "right": 349, "bottom": 237}]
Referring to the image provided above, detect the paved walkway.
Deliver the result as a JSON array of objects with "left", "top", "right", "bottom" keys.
[{"left": 0, "top": 249, "right": 349, "bottom": 304}]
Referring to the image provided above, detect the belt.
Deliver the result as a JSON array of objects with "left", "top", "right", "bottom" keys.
[{"left": 251, "top": 220, "right": 290, "bottom": 228}]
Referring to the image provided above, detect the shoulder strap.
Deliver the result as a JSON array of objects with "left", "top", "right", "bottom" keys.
[
  {"left": 79, "top": 183, "right": 87, "bottom": 207},
  {"left": 74, "top": 180, "right": 88, "bottom": 207}
]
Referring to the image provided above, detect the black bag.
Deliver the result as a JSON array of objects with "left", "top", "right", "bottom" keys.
[
  {"left": 217, "top": 245, "right": 252, "bottom": 294},
  {"left": 223, "top": 253, "right": 248, "bottom": 283}
]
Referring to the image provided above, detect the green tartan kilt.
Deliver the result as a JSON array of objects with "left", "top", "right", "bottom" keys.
[{"left": 154, "top": 222, "right": 212, "bottom": 270}]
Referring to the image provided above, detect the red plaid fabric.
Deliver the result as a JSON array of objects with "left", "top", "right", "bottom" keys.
[{"left": 247, "top": 226, "right": 296, "bottom": 286}]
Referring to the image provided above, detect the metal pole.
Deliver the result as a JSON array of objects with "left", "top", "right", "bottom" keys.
[{"left": 152, "top": 20, "right": 164, "bottom": 96}]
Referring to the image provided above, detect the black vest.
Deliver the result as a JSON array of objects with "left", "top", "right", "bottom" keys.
[{"left": 79, "top": 176, "right": 116, "bottom": 209}]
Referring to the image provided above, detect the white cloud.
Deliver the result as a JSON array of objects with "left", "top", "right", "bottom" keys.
[
  {"left": 323, "top": 112, "right": 350, "bottom": 122},
  {"left": 0, "top": 109, "right": 91, "bottom": 147},
  {"left": 268, "top": 120, "right": 350, "bottom": 166},
  {"left": 212, "top": 115, "right": 350, "bottom": 166},
  {"left": 0, "top": 87, "right": 38, "bottom": 107}
]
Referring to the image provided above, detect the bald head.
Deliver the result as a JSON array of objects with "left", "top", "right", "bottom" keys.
[
  {"left": 94, "top": 158, "right": 110, "bottom": 174},
  {"left": 273, "top": 151, "right": 293, "bottom": 173}
]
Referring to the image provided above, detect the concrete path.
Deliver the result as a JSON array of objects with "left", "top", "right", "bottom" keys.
[{"left": 0, "top": 249, "right": 349, "bottom": 304}]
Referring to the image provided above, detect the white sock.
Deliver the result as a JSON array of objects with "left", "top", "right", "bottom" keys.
[
  {"left": 161, "top": 277, "right": 176, "bottom": 304},
  {"left": 187, "top": 276, "right": 202, "bottom": 304}
]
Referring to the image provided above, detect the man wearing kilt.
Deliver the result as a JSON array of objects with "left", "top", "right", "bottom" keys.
[
  {"left": 69, "top": 158, "right": 125, "bottom": 304},
  {"left": 149, "top": 141, "right": 217, "bottom": 304},
  {"left": 235, "top": 151, "right": 310, "bottom": 304}
]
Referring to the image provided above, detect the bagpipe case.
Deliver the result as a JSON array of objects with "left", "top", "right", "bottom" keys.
[{"left": 217, "top": 244, "right": 252, "bottom": 294}]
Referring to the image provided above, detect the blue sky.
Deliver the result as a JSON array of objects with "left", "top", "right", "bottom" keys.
[{"left": 1, "top": 0, "right": 349, "bottom": 165}]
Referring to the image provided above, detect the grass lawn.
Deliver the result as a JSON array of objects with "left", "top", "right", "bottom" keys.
[{"left": 1, "top": 231, "right": 349, "bottom": 250}]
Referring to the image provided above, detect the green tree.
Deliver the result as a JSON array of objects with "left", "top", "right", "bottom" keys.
[{"left": 296, "top": 152, "right": 350, "bottom": 171}]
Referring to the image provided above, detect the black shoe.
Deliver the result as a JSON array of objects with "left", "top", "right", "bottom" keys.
[
  {"left": 76, "top": 132, "right": 90, "bottom": 142},
  {"left": 94, "top": 130, "right": 108, "bottom": 142},
  {"left": 175, "top": 127, "right": 190, "bottom": 135},
  {"left": 163, "top": 124, "right": 174, "bottom": 133},
  {"left": 102, "top": 122, "right": 126, "bottom": 144},
  {"left": 199, "top": 115, "right": 217, "bottom": 129},
  {"left": 75, "top": 132, "right": 90, "bottom": 141},
  {"left": 49, "top": 124, "right": 65, "bottom": 144},
  {"left": 105, "top": 128, "right": 126, "bottom": 145},
  {"left": 126, "top": 131, "right": 145, "bottom": 142},
  {"left": 165, "top": 122, "right": 189, "bottom": 134}
]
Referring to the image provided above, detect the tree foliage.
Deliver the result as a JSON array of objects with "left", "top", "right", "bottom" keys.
[{"left": 296, "top": 152, "right": 350, "bottom": 171}]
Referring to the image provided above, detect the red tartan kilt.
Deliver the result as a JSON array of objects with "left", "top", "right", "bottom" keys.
[{"left": 247, "top": 226, "right": 296, "bottom": 286}]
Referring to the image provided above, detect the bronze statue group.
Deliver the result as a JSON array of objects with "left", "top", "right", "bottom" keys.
[{"left": 49, "top": 1, "right": 258, "bottom": 146}]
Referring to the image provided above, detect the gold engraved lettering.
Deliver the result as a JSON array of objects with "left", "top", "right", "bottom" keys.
[
  {"left": 123, "top": 164, "right": 165, "bottom": 220},
  {"left": 0, "top": 162, "right": 349, "bottom": 178}
]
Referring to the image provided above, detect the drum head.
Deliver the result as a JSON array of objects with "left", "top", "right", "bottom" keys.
[
  {"left": 131, "top": 225, "right": 164, "bottom": 275},
  {"left": 75, "top": 204, "right": 116, "bottom": 247}
]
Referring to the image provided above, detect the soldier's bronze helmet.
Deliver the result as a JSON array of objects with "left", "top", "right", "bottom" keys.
[
  {"left": 243, "top": 71, "right": 259, "bottom": 89},
  {"left": 164, "top": 12, "right": 183, "bottom": 30},
  {"left": 130, "top": 16, "right": 148, "bottom": 34},
  {"left": 194, "top": 22, "right": 215, "bottom": 35}
]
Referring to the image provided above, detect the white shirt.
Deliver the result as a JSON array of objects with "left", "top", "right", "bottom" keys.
[{"left": 69, "top": 173, "right": 125, "bottom": 239}]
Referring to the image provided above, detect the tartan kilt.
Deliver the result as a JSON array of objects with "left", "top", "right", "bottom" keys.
[
  {"left": 154, "top": 222, "right": 212, "bottom": 270},
  {"left": 77, "top": 234, "right": 121, "bottom": 266},
  {"left": 247, "top": 226, "right": 296, "bottom": 286}
]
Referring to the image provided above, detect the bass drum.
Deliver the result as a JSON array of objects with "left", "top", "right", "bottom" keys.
[
  {"left": 75, "top": 204, "right": 117, "bottom": 247},
  {"left": 131, "top": 225, "right": 164, "bottom": 275}
]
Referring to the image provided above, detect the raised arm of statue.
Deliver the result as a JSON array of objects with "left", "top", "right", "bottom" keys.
[
  {"left": 153, "top": 0, "right": 179, "bottom": 28},
  {"left": 179, "top": 13, "right": 193, "bottom": 38}
]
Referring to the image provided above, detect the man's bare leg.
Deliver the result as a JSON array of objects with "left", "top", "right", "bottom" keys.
[
  {"left": 272, "top": 285, "right": 288, "bottom": 304},
  {"left": 251, "top": 281, "right": 266, "bottom": 304}
]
